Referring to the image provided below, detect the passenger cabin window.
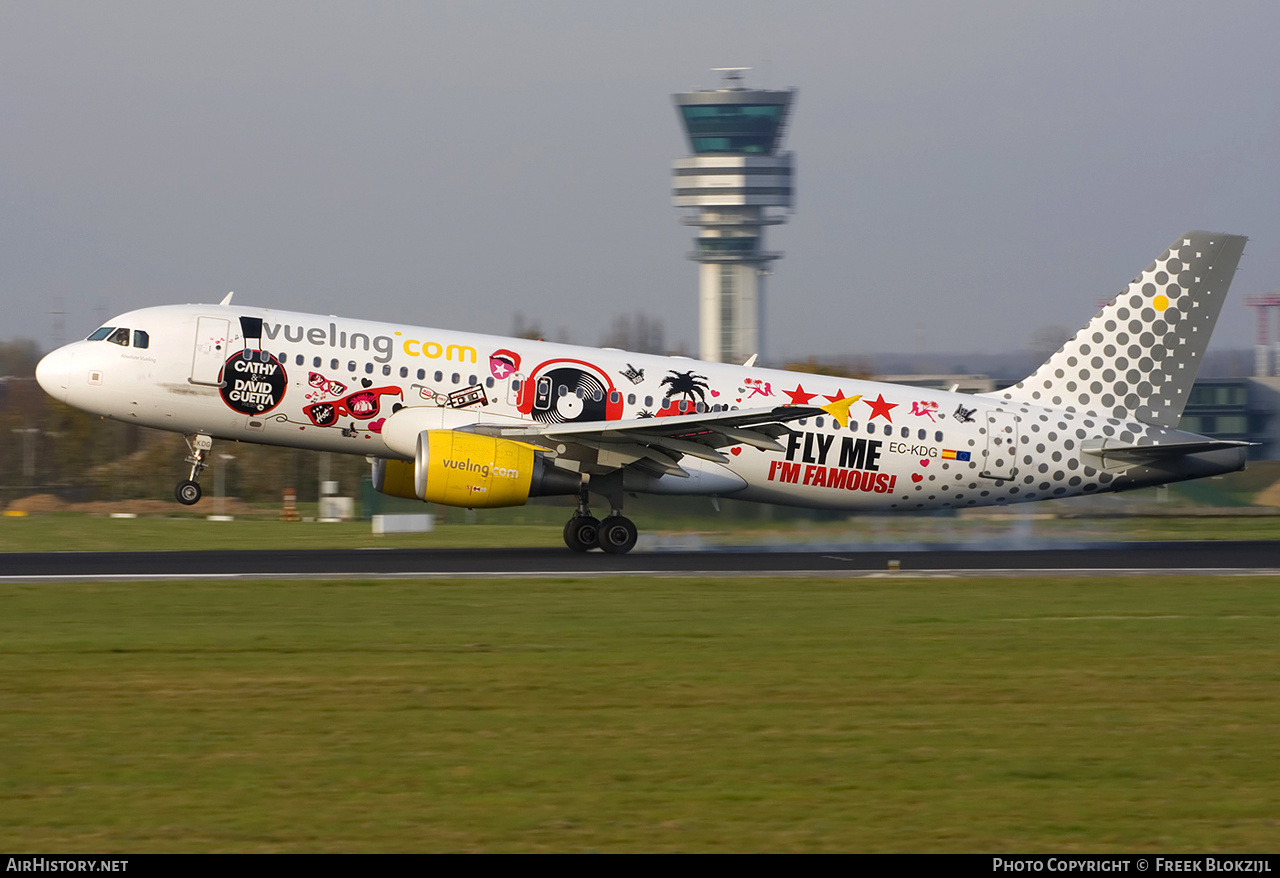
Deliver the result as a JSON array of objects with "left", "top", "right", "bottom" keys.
[
  {"left": 87, "top": 327, "right": 114, "bottom": 341},
  {"left": 535, "top": 377, "right": 552, "bottom": 410},
  {"left": 132, "top": 330, "right": 149, "bottom": 349},
  {"left": 106, "top": 328, "right": 130, "bottom": 346}
]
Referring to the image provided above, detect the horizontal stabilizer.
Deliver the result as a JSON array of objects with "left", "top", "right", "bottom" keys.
[{"left": 1081, "top": 437, "right": 1253, "bottom": 460}]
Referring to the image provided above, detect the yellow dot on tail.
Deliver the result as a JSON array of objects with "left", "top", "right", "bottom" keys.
[{"left": 1153, "top": 294, "right": 1169, "bottom": 311}]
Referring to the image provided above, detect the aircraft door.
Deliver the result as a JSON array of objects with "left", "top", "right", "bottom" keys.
[
  {"left": 981, "top": 409, "right": 1019, "bottom": 480},
  {"left": 190, "top": 317, "right": 231, "bottom": 386}
]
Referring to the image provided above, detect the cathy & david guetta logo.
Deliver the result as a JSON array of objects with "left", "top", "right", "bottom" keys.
[{"left": 220, "top": 350, "right": 287, "bottom": 414}]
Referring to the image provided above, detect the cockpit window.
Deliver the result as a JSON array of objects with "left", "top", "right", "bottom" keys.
[
  {"left": 87, "top": 327, "right": 114, "bottom": 341},
  {"left": 133, "top": 330, "right": 149, "bottom": 349},
  {"left": 106, "top": 328, "right": 131, "bottom": 346}
]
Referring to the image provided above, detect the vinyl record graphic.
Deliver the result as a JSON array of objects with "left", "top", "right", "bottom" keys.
[
  {"left": 535, "top": 366, "right": 608, "bottom": 424},
  {"left": 517, "top": 358, "right": 624, "bottom": 424}
]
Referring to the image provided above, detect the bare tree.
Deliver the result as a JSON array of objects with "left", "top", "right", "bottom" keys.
[
  {"left": 599, "top": 313, "right": 665, "bottom": 354},
  {"left": 510, "top": 312, "right": 544, "bottom": 341}
]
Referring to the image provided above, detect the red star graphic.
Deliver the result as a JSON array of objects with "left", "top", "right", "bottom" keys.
[
  {"left": 783, "top": 384, "right": 818, "bottom": 405},
  {"left": 862, "top": 393, "right": 898, "bottom": 422},
  {"left": 823, "top": 388, "right": 849, "bottom": 404}
]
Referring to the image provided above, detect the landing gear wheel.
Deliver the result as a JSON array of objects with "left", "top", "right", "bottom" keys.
[
  {"left": 563, "top": 515, "right": 600, "bottom": 553},
  {"left": 178, "top": 434, "right": 212, "bottom": 507},
  {"left": 175, "top": 480, "right": 203, "bottom": 506},
  {"left": 597, "top": 515, "right": 638, "bottom": 555}
]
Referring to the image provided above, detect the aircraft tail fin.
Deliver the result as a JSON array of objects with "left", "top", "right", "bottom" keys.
[{"left": 993, "top": 231, "right": 1247, "bottom": 427}]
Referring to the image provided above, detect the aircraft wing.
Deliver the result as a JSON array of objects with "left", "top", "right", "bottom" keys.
[{"left": 474, "top": 404, "right": 831, "bottom": 477}]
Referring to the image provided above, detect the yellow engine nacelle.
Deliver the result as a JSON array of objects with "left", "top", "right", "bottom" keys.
[{"left": 371, "top": 430, "right": 577, "bottom": 508}]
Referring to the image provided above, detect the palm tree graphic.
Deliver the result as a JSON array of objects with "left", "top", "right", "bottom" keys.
[{"left": 660, "top": 370, "right": 709, "bottom": 405}]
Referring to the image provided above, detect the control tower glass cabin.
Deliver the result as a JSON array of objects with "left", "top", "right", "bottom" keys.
[{"left": 672, "top": 70, "right": 795, "bottom": 364}]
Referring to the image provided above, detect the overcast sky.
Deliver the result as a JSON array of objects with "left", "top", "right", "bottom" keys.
[{"left": 3, "top": 0, "right": 1278, "bottom": 363}]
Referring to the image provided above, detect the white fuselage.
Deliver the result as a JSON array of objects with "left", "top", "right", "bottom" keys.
[{"left": 35, "top": 302, "right": 1238, "bottom": 514}]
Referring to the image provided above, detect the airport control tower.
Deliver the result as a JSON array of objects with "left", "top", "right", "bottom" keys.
[{"left": 672, "top": 69, "right": 795, "bottom": 364}]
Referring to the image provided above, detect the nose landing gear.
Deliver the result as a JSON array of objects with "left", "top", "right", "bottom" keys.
[{"left": 175, "top": 433, "right": 213, "bottom": 506}]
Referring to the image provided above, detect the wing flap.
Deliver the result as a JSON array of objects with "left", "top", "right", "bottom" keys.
[{"left": 474, "top": 403, "right": 822, "bottom": 477}]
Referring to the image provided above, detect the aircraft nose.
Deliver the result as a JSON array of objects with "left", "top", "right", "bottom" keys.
[{"left": 35, "top": 346, "right": 74, "bottom": 403}]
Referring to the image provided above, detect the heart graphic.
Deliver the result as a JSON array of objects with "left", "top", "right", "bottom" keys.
[
  {"left": 920, "top": 459, "right": 929, "bottom": 467},
  {"left": 361, "top": 378, "right": 373, "bottom": 388},
  {"left": 711, "top": 390, "right": 721, "bottom": 397},
  {"left": 911, "top": 473, "right": 924, "bottom": 483},
  {"left": 730, "top": 446, "right": 742, "bottom": 456},
  {"left": 369, "top": 418, "right": 386, "bottom": 433},
  {"left": 735, "top": 398, "right": 742, "bottom": 402}
]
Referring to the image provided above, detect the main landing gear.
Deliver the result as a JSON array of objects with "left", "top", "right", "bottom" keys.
[
  {"left": 175, "top": 433, "right": 213, "bottom": 506},
  {"left": 563, "top": 477, "right": 638, "bottom": 555}
]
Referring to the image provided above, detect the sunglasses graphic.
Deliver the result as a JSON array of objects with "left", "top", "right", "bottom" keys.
[
  {"left": 308, "top": 372, "right": 347, "bottom": 396},
  {"left": 304, "top": 386, "right": 401, "bottom": 427}
]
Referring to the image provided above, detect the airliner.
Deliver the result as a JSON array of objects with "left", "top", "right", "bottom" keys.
[{"left": 35, "top": 231, "right": 1250, "bottom": 553}]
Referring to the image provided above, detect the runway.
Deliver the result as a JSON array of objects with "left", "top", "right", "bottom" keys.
[{"left": 1, "top": 540, "right": 1278, "bottom": 580}]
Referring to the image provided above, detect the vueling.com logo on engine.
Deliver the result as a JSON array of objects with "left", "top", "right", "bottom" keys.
[{"left": 441, "top": 458, "right": 521, "bottom": 479}]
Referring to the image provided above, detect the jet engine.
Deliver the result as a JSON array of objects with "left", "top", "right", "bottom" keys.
[{"left": 371, "top": 430, "right": 578, "bottom": 508}]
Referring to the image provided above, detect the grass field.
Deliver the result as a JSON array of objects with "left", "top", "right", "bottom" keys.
[{"left": 2, "top": 574, "right": 1277, "bottom": 852}]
